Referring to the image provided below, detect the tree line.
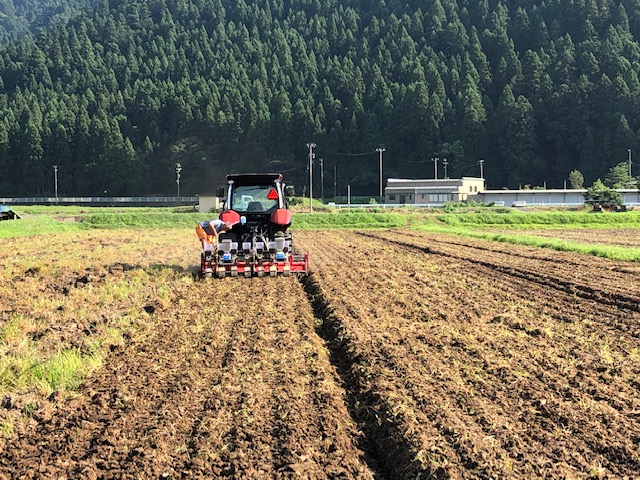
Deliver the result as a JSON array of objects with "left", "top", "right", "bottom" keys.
[{"left": 1, "top": 0, "right": 640, "bottom": 196}]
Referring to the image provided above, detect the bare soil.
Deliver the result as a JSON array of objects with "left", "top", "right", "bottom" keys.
[
  {"left": 498, "top": 227, "right": 640, "bottom": 248},
  {"left": 1, "top": 228, "right": 639, "bottom": 478},
  {"left": 296, "top": 230, "right": 640, "bottom": 478}
]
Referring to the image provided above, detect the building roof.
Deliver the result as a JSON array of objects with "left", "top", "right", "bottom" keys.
[
  {"left": 386, "top": 186, "right": 461, "bottom": 193},
  {"left": 387, "top": 177, "right": 484, "bottom": 182}
]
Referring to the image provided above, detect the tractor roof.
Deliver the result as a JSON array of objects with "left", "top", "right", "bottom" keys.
[{"left": 226, "top": 173, "right": 283, "bottom": 186}]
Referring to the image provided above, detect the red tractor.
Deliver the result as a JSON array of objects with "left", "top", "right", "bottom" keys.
[{"left": 200, "top": 173, "right": 309, "bottom": 278}]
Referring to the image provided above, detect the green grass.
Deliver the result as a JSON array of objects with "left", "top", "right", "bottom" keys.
[
  {"left": 13, "top": 205, "right": 197, "bottom": 215},
  {"left": 4, "top": 206, "right": 640, "bottom": 262},
  {"left": 0, "top": 348, "right": 102, "bottom": 396},
  {"left": 32, "top": 349, "right": 102, "bottom": 394},
  {"left": 436, "top": 210, "right": 640, "bottom": 228},
  {"left": 2, "top": 206, "right": 410, "bottom": 233},
  {"left": 82, "top": 211, "right": 207, "bottom": 228},
  {"left": 0, "top": 216, "right": 83, "bottom": 238},
  {"left": 293, "top": 212, "right": 408, "bottom": 229}
]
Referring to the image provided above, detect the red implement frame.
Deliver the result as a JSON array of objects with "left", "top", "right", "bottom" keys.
[{"left": 201, "top": 253, "right": 309, "bottom": 278}]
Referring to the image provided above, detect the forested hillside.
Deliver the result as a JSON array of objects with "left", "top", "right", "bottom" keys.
[
  {"left": 1, "top": 0, "right": 640, "bottom": 196},
  {"left": 0, "top": 0, "right": 92, "bottom": 43}
]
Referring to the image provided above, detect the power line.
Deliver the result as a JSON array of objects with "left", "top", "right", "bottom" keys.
[{"left": 323, "top": 149, "right": 378, "bottom": 157}]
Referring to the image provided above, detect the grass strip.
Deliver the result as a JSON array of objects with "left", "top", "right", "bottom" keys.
[
  {"left": 437, "top": 211, "right": 640, "bottom": 227},
  {"left": 1, "top": 210, "right": 409, "bottom": 232},
  {"left": 293, "top": 212, "right": 408, "bottom": 229},
  {"left": 0, "top": 216, "right": 83, "bottom": 238}
]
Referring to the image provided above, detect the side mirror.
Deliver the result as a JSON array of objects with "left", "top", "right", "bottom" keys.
[
  {"left": 285, "top": 185, "right": 295, "bottom": 197},
  {"left": 216, "top": 185, "right": 226, "bottom": 198}
]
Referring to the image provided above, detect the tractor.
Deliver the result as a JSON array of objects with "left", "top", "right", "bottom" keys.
[{"left": 200, "top": 173, "right": 309, "bottom": 278}]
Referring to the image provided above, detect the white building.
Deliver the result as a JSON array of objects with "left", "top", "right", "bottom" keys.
[
  {"left": 479, "top": 188, "right": 640, "bottom": 207},
  {"left": 384, "top": 177, "right": 485, "bottom": 205}
]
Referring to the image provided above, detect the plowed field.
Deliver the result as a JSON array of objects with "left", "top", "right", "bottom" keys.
[
  {"left": 501, "top": 228, "right": 640, "bottom": 248},
  {"left": 1, "top": 228, "right": 639, "bottom": 479}
]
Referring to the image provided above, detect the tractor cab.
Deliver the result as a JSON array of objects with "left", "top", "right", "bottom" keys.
[{"left": 219, "top": 173, "right": 293, "bottom": 211}]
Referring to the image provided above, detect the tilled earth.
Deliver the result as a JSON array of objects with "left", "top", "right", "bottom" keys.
[
  {"left": 1, "top": 228, "right": 639, "bottom": 478},
  {"left": 496, "top": 227, "right": 640, "bottom": 248}
]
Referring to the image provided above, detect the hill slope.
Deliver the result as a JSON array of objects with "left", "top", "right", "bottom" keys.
[{"left": 1, "top": 0, "right": 640, "bottom": 195}]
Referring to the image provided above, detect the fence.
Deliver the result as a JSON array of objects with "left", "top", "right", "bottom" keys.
[{"left": 0, "top": 196, "right": 199, "bottom": 206}]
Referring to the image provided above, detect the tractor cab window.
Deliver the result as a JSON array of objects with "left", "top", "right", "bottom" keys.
[{"left": 231, "top": 185, "right": 279, "bottom": 212}]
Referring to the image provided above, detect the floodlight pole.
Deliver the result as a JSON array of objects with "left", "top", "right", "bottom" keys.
[
  {"left": 53, "top": 165, "right": 58, "bottom": 203},
  {"left": 376, "top": 147, "right": 385, "bottom": 197},
  {"left": 175, "top": 163, "right": 182, "bottom": 197},
  {"left": 319, "top": 157, "right": 324, "bottom": 201},
  {"left": 306, "top": 143, "right": 316, "bottom": 212}
]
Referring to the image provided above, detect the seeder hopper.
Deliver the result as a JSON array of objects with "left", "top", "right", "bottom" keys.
[{"left": 200, "top": 173, "right": 309, "bottom": 278}]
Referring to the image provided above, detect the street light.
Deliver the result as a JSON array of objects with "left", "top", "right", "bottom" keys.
[
  {"left": 175, "top": 163, "right": 182, "bottom": 197},
  {"left": 306, "top": 143, "right": 316, "bottom": 212},
  {"left": 53, "top": 165, "right": 58, "bottom": 203},
  {"left": 319, "top": 157, "right": 324, "bottom": 201},
  {"left": 375, "top": 147, "right": 385, "bottom": 197},
  {"left": 478, "top": 158, "right": 485, "bottom": 179}
]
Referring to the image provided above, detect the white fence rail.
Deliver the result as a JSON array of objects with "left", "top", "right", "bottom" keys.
[{"left": 0, "top": 196, "right": 199, "bottom": 205}]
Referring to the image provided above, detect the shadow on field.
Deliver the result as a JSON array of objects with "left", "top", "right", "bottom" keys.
[{"left": 300, "top": 273, "right": 431, "bottom": 480}]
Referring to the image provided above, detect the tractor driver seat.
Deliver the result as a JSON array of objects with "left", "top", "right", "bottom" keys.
[{"left": 247, "top": 201, "right": 264, "bottom": 211}]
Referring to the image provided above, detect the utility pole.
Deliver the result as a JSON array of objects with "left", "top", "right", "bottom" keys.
[
  {"left": 629, "top": 149, "right": 633, "bottom": 178},
  {"left": 334, "top": 165, "right": 337, "bottom": 199},
  {"left": 306, "top": 143, "right": 316, "bottom": 212},
  {"left": 375, "top": 147, "right": 385, "bottom": 197},
  {"left": 319, "top": 157, "right": 324, "bottom": 201},
  {"left": 442, "top": 158, "right": 449, "bottom": 179},
  {"left": 53, "top": 165, "right": 58, "bottom": 203},
  {"left": 478, "top": 158, "right": 485, "bottom": 179},
  {"left": 175, "top": 163, "right": 182, "bottom": 197},
  {"left": 432, "top": 157, "right": 439, "bottom": 179}
]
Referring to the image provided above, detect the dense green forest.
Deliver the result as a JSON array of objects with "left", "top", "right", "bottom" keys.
[
  {"left": 1, "top": 0, "right": 640, "bottom": 196},
  {"left": 0, "top": 0, "right": 93, "bottom": 42}
]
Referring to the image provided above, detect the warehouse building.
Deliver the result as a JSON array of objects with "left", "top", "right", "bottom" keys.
[{"left": 479, "top": 189, "right": 640, "bottom": 207}]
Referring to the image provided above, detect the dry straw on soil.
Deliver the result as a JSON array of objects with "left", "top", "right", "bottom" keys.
[{"left": 1, "top": 227, "right": 639, "bottom": 478}]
